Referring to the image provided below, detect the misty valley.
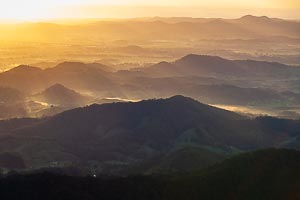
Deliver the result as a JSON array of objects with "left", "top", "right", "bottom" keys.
[
  {"left": 0, "top": 14, "right": 299, "bottom": 200},
  {"left": 0, "top": 54, "right": 300, "bottom": 120}
]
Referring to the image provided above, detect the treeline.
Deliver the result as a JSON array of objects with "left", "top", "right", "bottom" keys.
[{"left": 0, "top": 149, "right": 299, "bottom": 200}]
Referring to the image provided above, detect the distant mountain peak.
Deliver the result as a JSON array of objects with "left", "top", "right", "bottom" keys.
[
  {"left": 152, "top": 61, "right": 174, "bottom": 67},
  {"left": 166, "top": 95, "right": 194, "bottom": 102},
  {"left": 239, "top": 15, "right": 271, "bottom": 21},
  {"left": 53, "top": 61, "right": 113, "bottom": 72},
  {"left": 157, "top": 61, "right": 171, "bottom": 65},
  {"left": 177, "top": 54, "right": 229, "bottom": 64},
  {"left": 36, "top": 83, "right": 89, "bottom": 107},
  {"left": 45, "top": 83, "right": 68, "bottom": 91},
  {"left": 55, "top": 62, "right": 87, "bottom": 69},
  {"left": 7, "top": 65, "right": 42, "bottom": 73},
  {"left": 43, "top": 83, "right": 77, "bottom": 95},
  {"left": 181, "top": 54, "right": 225, "bottom": 60}
]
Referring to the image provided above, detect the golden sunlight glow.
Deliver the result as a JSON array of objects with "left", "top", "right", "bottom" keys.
[{"left": 0, "top": 0, "right": 299, "bottom": 21}]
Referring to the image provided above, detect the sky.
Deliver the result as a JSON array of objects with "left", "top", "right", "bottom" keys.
[{"left": 0, "top": 0, "right": 299, "bottom": 21}]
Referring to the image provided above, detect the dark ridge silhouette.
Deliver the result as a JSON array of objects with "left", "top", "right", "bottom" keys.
[
  {"left": 166, "top": 148, "right": 300, "bottom": 200},
  {"left": 0, "top": 96, "right": 299, "bottom": 174},
  {"left": 0, "top": 149, "right": 299, "bottom": 200}
]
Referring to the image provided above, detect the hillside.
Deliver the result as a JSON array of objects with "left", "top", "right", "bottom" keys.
[
  {"left": 0, "top": 62, "right": 117, "bottom": 94},
  {"left": 0, "top": 149, "right": 299, "bottom": 200},
  {"left": 33, "top": 84, "right": 92, "bottom": 107},
  {"left": 0, "top": 55, "right": 299, "bottom": 116},
  {"left": 142, "top": 54, "right": 299, "bottom": 78},
  {"left": 0, "top": 96, "right": 299, "bottom": 174},
  {"left": 167, "top": 148, "right": 300, "bottom": 200},
  {"left": 0, "top": 87, "right": 25, "bottom": 104}
]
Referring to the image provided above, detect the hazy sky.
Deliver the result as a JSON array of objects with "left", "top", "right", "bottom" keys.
[{"left": 0, "top": 0, "right": 299, "bottom": 21}]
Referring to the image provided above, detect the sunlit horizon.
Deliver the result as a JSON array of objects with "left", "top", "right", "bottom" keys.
[{"left": 0, "top": 0, "right": 299, "bottom": 22}]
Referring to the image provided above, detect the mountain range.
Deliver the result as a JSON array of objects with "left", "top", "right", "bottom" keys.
[
  {"left": 0, "top": 54, "right": 299, "bottom": 119},
  {"left": 1, "top": 15, "right": 299, "bottom": 42},
  {"left": 1, "top": 54, "right": 299, "bottom": 94},
  {"left": 143, "top": 54, "right": 300, "bottom": 78}
]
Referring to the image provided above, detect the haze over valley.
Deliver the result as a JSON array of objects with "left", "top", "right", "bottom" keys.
[
  {"left": 0, "top": 0, "right": 300, "bottom": 199},
  {"left": 1, "top": 53, "right": 300, "bottom": 120}
]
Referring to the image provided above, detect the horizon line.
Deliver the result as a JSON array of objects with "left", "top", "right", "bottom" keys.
[{"left": 0, "top": 14, "right": 299, "bottom": 24}]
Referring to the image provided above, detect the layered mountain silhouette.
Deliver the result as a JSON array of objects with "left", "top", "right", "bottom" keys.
[
  {"left": 1, "top": 54, "right": 299, "bottom": 93},
  {"left": 0, "top": 54, "right": 299, "bottom": 120},
  {"left": 53, "top": 62, "right": 115, "bottom": 72},
  {"left": 2, "top": 16, "right": 299, "bottom": 42},
  {"left": 0, "top": 65, "right": 45, "bottom": 93},
  {"left": 0, "top": 96, "right": 299, "bottom": 174},
  {"left": 0, "top": 14, "right": 299, "bottom": 197},
  {"left": 143, "top": 54, "right": 299, "bottom": 77}
]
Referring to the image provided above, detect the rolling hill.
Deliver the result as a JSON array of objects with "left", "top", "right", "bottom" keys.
[
  {"left": 1, "top": 16, "right": 299, "bottom": 42},
  {"left": 143, "top": 54, "right": 300, "bottom": 78},
  {"left": 0, "top": 55, "right": 299, "bottom": 120},
  {"left": 33, "top": 84, "right": 92, "bottom": 107},
  {"left": 0, "top": 96, "right": 299, "bottom": 174}
]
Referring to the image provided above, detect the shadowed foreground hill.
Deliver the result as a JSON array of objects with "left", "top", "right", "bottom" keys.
[
  {"left": 0, "top": 149, "right": 299, "bottom": 200},
  {"left": 0, "top": 96, "right": 300, "bottom": 174},
  {"left": 167, "top": 148, "right": 300, "bottom": 200}
]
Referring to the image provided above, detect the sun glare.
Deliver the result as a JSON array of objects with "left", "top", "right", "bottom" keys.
[
  {"left": 0, "top": 0, "right": 298, "bottom": 21},
  {"left": 0, "top": 1, "right": 52, "bottom": 21}
]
